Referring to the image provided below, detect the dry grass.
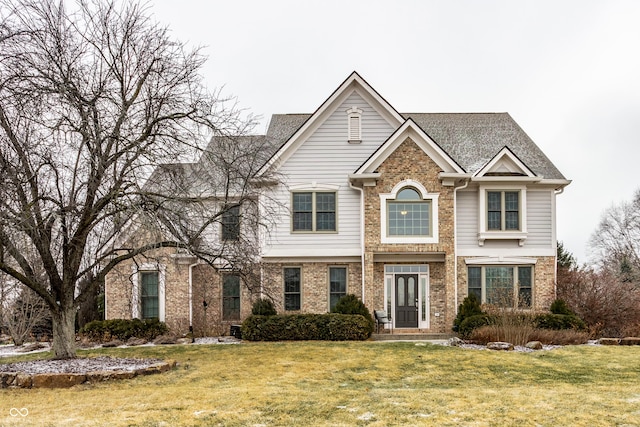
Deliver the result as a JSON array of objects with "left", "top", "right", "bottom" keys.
[{"left": 1, "top": 341, "right": 640, "bottom": 426}]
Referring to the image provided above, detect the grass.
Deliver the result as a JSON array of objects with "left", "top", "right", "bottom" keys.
[{"left": 1, "top": 341, "right": 640, "bottom": 426}]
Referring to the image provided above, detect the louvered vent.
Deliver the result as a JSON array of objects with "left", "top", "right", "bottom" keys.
[{"left": 346, "top": 106, "right": 362, "bottom": 143}]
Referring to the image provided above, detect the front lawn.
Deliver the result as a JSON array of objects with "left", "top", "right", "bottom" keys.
[{"left": 1, "top": 342, "right": 639, "bottom": 426}]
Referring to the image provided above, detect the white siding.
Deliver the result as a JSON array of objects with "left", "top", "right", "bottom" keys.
[
  {"left": 525, "top": 190, "right": 553, "bottom": 248},
  {"left": 456, "top": 188, "right": 555, "bottom": 257},
  {"left": 263, "top": 90, "right": 396, "bottom": 257},
  {"left": 456, "top": 190, "right": 478, "bottom": 247}
]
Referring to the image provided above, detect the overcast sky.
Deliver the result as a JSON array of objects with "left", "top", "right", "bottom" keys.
[{"left": 151, "top": 0, "right": 640, "bottom": 264}]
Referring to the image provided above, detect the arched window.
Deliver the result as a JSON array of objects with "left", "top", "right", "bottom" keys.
[
  {"left": 380, "top": 180, "right": 439, "bottom": 244},
  {"left": 387, "top": 187, "right": 431, "bottom": 237}
]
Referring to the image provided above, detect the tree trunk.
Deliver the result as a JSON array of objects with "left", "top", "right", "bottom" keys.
[{"left": 51, "top": 306, "right": 77, "bottom": 359}]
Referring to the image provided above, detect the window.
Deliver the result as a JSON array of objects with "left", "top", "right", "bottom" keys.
[
  {"left": 467, "top": 266, "right": 533, "bottom": 308},
  {"left": 329, "top": 267, "right": 347, "bottom": 311},
  {"left": 387, "top": 187, "right": 431, "bottom": 237},
  {"left": 487, "top": 190, "right": 520, "bottom": 231},
  {"left": 221, "top": 205, "right": 240, "bottom": 241},
  {"left": 140, "top": 271, "right": 159, "bottom": 319},
  {"left": 292, "top": 192, "right": 336, "bottom": 232},
  {"left": 222, "top": 274, "right": 241, "bottom": 320},
  {"left": 346, "top": 106, "right": 362, "bottom": 143},
  {"left": 284, "top": 267, "right": 301, "bottom": 311},
  {"left": 380, "top": 181, "right": 439, "bottom": 244}
]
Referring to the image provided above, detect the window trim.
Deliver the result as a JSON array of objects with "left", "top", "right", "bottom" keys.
[
  {"left": 380, "top": 180, "right": 439, "bottom": 244},
  {"left": 328, "top": 266, "right": 348, "bottom": 312},
  {"left": 131, "top": 263, "right": 165, "bottom": 322},
  {"left": 478, "top": 184, "right": 527, "bottom": 246},
  {"left": 283, "top": 266, "right": 302, "bottom": 311},
  {"left": 467, "top": 264, "right": 534, "bottom": 308},
  {"left": 290, "top": 190, "right": 338, "bottom": 233}
]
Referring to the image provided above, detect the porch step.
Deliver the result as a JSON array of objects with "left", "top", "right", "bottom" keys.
[{"left": 371, "top": 333, "right": 454, "bottom": 341}]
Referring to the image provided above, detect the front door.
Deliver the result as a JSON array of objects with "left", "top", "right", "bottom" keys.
[{"left": 395, "top": 274, "right": 418, "bottom": 328}]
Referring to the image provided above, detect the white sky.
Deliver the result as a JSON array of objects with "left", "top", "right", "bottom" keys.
[{"left": 151, "top": 0, "right": 640, "bottom": 265}]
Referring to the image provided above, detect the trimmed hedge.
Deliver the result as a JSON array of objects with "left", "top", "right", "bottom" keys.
[
  {"left": 79, "top": 318, "right": 168, "bottom": 342},
  {"left": 331, "top": 294, "right": 375, "bottom": 336},
  {"left": 241, "top": 313, "right": 371, "bottom": 341}
]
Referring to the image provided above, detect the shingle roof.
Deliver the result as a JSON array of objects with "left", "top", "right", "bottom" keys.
[
  {"left": 262, "top": 112, "right": 565, "bottom": 180},
  {"left": 405, "top": 113, "right": 565, "bottom": 180}
]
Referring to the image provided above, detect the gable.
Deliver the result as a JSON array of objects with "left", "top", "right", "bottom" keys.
[
  {"left": 354, "top": 118, "right": 465, "bottom": 176},
  {"left": 474, "top": 146, "right": 537, "bottom": 178},
  {"left": 258, "top": 72, "right": 404, "bottom": 175}
]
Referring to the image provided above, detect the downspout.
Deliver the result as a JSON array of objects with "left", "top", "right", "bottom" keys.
[
  {"left": 349, "top": 180, "right": 366, "bottom": 303},
  {"left": 188, "top": 260, "right": 199, "bottom": 334},
  {"left": 453, "top": 178, "right": 470, "bottom": 314}
]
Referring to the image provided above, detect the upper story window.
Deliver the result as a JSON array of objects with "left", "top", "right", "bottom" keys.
[
  {"left": 292, "top": 192, "right": 336, "bottom": 232},
  {"left": 478, "top": 185, "right": 527, "bottom": 246},
  {"left": 380, "top": 180, "right": 439, "bottom": 244},
  {"left": 487, "top": 190, "right": 520, "bottom": 231},
  {"left": 346, "top": 107, "right": 362, "bottom": 143},
  {"left": 221, "top": 205, "right": 240, "bottom": 240},
  {"left": 388, "top": 188, "right": 431, "bottom": 237}
]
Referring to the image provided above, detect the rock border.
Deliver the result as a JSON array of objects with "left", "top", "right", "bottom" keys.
[{"left": 0, "top": 359, "right": 176, "bottom": 389}]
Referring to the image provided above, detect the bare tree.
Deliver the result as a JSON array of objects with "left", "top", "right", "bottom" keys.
[
  {"left": 590, "top": 189, "right": 640, "bottom": 281},
  {"left": 1, "top": 275, "right": 51, "bottom": 346},
  {"left": 0, "top": 0, "right": 275, "bottom": 359}
]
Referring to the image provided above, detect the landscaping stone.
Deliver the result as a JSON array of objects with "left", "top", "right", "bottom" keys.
[
  {"left": 126, "top": 337, "right": 148, "bottom": 346},
  {"left": 487, "top": 342, "right": 514, "bottom": 351},
  {"left": 449, "top": 337, "right": 463, "bottom": 346},
  {"left": 598, "top": 338, "right": 620, "bottom": 345},
  {"left": 619, "top": 337, "right": 640, "bottom": 346},
  {"left": 525, "top": 341, "right": 543, "bottom": 350},
  {"left": 32, "top": 373, "right": 87, "bottom": 388},
  {"left": 153, "top": 334, "right": 178, "bottom": 345},
  {"left": 101, "top": 340, "right": 123, "bottom": 348}
]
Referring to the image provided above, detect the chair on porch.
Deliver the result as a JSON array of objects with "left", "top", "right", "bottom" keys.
[{"left": 374, "top": 310, "right": 392, "bottom": 334}]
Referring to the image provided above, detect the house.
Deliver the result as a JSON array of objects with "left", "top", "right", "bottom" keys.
[{"left": 104, "top": 72, "right": 570, "bottom": 336}]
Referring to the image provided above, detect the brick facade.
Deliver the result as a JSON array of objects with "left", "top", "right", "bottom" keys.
[{"left": 362, "top": 137, "right": 456, "bottom": 333}]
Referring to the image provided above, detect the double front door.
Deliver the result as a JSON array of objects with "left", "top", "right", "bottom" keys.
[{"left": 395, "top": 274, "right": 418, "bottom": 328}]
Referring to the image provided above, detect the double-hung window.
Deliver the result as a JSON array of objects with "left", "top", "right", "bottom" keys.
[
  {"left": 140, "top": 271, "right": 159, "bottom": 319},
  {"left": 221, "top": 205, "right": 240, "bottom": 241},
  {"left": 487, "top": 190, "right": 520, "bottom": 231},
  {"left": 284, "top": 267, "right": 301, "bottom": 311},
  {"left": 292, "top": 192, "right": 336, "bottom": 232},
  {"left": 329, "top": 267, "right": 347, "bottom": 311},
  {"left": 222, "top": 274, "right": 241, "bottom": 320},
  {"left": 467, "top": 265, "right": 533, "bottom": 308}
]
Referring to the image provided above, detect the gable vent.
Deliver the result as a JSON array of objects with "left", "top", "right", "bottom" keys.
[{"left": 346, "top": 106, "right": 362, "bottom": 143}]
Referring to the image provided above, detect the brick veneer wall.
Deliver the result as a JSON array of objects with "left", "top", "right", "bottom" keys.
[
  {"left": 261, "top": 262, "right": 363, "bottom": 314},
  {"left": 362, "top": 137, "right": 457, "bottom": 332}
]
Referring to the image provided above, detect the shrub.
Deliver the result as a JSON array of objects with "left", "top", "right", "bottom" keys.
[
  {"left": 453, "top": 294, "right": 483, "bottom": 332},
  {"left": 458, "top": 314, "right": 495, "bottom": 339},
  {"left": 251, "top": 298, "right": 277, "bottom": 316},
  {"left": 550, "top": 299, "right": 574, "bottom": 315},
  {"left": 241, "top": 313, "right": 371, "bottom": 341},
  {"left": 534, "top": 313, "right": 586, "bottom": 330},
  {"left": 332, "top": 294, "right": 374, "bottom": 336},
  {"left": 79, "top": 318, "right": 168, "bottom": 342}
]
